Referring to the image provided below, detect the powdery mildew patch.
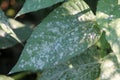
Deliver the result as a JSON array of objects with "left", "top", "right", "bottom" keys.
[{"left": 11, "top": 0, "right": 101, "bottom": 72}]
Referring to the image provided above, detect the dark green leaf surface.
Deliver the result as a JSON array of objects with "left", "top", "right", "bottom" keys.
[
  {"left": 16, "top": 0, "right": 64, "bottom": 17},
  {"left": 39, "top": 46, "right": 100, "bottom": 80},
  {"left": 11, "top": 0, "right": 101, "bottom": 73}
]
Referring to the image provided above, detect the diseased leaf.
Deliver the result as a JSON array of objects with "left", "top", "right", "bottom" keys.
[
  {"left": 16, "top": 0, "right": 64, "bottom": 17},
  {"left": 0, "top": 18, "right": 32, "bottom": 49},
  {"left": 39, "top": 46, "right": 100, "bottom": 80},
  {"left": 11, "top": 0, "right": 101, "bottom": 73}
]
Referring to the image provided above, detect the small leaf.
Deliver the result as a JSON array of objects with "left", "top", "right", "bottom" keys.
[
  {"left": 119, "top": 0, "right": 120, "bottom": 5},
  {"left": 16, "top": 0, "right": 64, "bottom": 17},
  {"left": 11, "top": 0, "right": 101, "bottom": 73},
  {"left": 96, "top": 32, "right": 111, "bottom": 51}
]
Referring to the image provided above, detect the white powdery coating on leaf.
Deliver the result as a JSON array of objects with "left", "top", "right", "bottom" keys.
[
  {"left": 17, "top": 20, "right": 98, "bottom": 70},
  {"left": 14, "top": 0, "right": 100, "bottom": 71},
  {"left": 19, "top": 60, "right": 25, "bottom": 68},
  {"left": 36, "top": 58, "right": 45, "bottom": 69}
]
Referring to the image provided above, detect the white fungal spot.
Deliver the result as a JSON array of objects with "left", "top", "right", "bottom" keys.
[
  {"left": 59, "top": 52, "right": 64, "bottom": 59},
  {"left": 36, "top": 59, "right": 45, "bottom": 69}
]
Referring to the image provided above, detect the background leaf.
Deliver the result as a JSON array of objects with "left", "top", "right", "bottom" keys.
[
  {"left": 0, "top": 10, "right": 23, "bottom": 46},
  {"left": 11, "top": 0, "right": 101, "bottom": 73},
  {"left": 96, "top": 0, "right": 120, "bottom": 79},
  {"left": 16, "top": 0, "right": 64, "bottom": 17},
  {"left": 0, "top": 18, "right": 32, "bottom": 49}
]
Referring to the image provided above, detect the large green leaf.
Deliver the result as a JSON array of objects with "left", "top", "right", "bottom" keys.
[
  {"left": 16, "top": 0, "right": 64, "bottom": 17},
  {"left": 0, "top": 19, "right": 32, "bottom": 49},
  {"left": 11, "top": 0, "right": 101, "bottom": 73},
  {"left": 39, "top": 46, "right": 100, "bottom": 80}
]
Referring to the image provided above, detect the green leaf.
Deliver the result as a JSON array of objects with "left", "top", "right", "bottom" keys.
[
  {"left": 0, "top": 75, "right": 14, "bottom": 80},
  {"left": 16, "top": 0, "right": 64, "bottom": 17},
  {"left": 11, "top": 0, "right": 101, "bottom": 73},
  {"left": 96, "top": 0, "right": 120, "bottom": 62},
  {"left": 100, "top": 53, "right": 120, "bottom": 80},
  {"left": 0, "top": 18, "right": 32, "bottom": 49},
  {"left": 39, "top": 46, "right": 100, "bottom": 80},
  {"left": 0, "top": 10, "right": 23, "bottom": 46},
  {"left": 96, "top": 1, "right": 120, "bottom": 79},
  {"left": 96, "top": 0, "right": 118, "bottom": 15}
]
